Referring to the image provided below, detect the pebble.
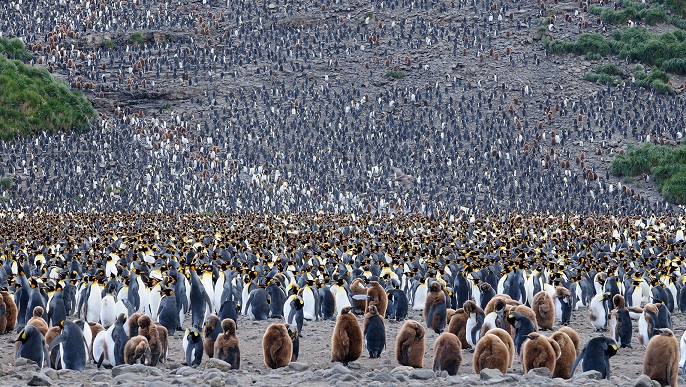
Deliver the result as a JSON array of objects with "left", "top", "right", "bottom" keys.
[
  {"left": 286, "top": 362, "right": 310, "bottom": 372},
  {"left": 26, "top": 374, "right": 52, "bottom": 386},
  {"left": 390, "top": 366, "right": 415, "bottom": 376},
  {"left": 480, "top": 368, "right": 504, "bottom": 380},
  {"left": 39, "top": 369, "right": 58, "bottom": 381},
  {"left": 527, "top": 367, "right": 552, "bottom": 378},
  {"left": 573, "top": 370, "right": 603, "bottom": 381},
  {"left": 371, "top": 372, "right": 396, "bottom": 383},
  {"left": 200, "top": 358, "right": 234, "bottom": 372},
  {"left": 409, "top": 368, "right": 435, "bottom": 380},
  {"left": 630, "top": 374, "right": 659, "bottom": 387},
  {"left": 329, "top": 364, "right": 353, "bottom": 375}
]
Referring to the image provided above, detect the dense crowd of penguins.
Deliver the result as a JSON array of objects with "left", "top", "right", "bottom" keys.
[
  {"left": 0, "top": 212, "right": 684, "bottom": 385},
  {"left": 0, "top": 0, "right": 685, "bottom": 215}
]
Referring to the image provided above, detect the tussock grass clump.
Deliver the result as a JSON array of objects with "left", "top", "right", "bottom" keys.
[
  {"left": 386, "top": 70, "right": 406, "bottom": 79},
  {"left": 0, "top": 37, "right": 31, "bottom": 61},
  {"left": 611, "top": 144, "right": 686, "bottom": 203},
  {"left": 0, "top": 55, "right": 96, "bottom": 140}
]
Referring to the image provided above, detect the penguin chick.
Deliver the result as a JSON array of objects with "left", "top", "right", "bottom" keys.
[
  {"left": 124, "top": 335, "right": 151, "bottom": 365},
  {"left": 363, "top": 305, "right": 386, "bottom": 358},
  {"left": 487, "top": 327, "right": 515, "bottom": 369},
  {"left": 331, "top": 306, "right": 363, "bottom": 365},
  {"left": 366, "top": 281, "right": 388, "bottom": 318},
  {"left": 532, "top": 291, "right": 555, "bottom": 330},
  {"left": 214, "top": 318, "right": 240, "bottom": 369},
  {"left": 395, "top": 319, "right": 425, "bottom": 368},
  {"left": 570, "top": 336, "right": 618, "bottom": 379},
  {"left": 262, "top": 323, "right": 292, "bottom": 369},
  {"left": 424, "top": 282, "right": 447, "bottom": 334},
  {"left": 473, "top": 333, "right": 509, "bottom": 374},
  {"left": 643, "top": 328, "right": 679, "bottom": 387},
  {"left": 609, "top": 294, "right": 633, "bottom": 348},
  {"left": 447, "top": 308, "right": 470, "bottom": 349},
  {"left": 433, "top": 332, "right": 462, "bottom": 376},
  {"left": 138, "top": 315, "right": 162, "bottom": 366},
  {"left": 1, "top": 291, "right": 17, "bottom": 333},
  {"left": 27, "top": 306, "right": 48, "bottom": 336},
  {"left": 203, "top": 314, "right": 220, "bottom": 358},
  {"left": 550, "top": 331, "right": 576, "bottom": 379},
  {"left": 521, "top": 332, "right": 559, "bottom": 374},
  {"left": 558, "top": 326, "right": 581, "bottom": 355}
]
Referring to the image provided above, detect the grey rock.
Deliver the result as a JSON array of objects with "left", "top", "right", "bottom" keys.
[
  {"left": 208, "top": 377, "right": 223, "bottom": 387},
  {"left": 145, "top": 382, "right": 169, "bottom": 387},
  {"left": 573, "top": 370, "right": 604, "bottom": 381},
  {"left": 39, "top": 369, "right": 58, "bottom": 381},
  {"left": 480, "top": 368, "right": 504, "bottom": 380},
  {"left": 527, "top": 367, "right": 551, "bottom": 377},
  {"left": 111, "top": 364, "right": 150, "bottom": 377},
  {"left": 332, "top": 374, "right": 358, "bottom": 382},
  {"left": 409, "top": 368, "right": 435, "bottom": 380},
  {"left": 390, "top": 366, "right": 415, "bottom": 376},
  {"left": 114, "top": 374, "right": 141, "bottom": 383},
  {"left": 27, "top": 374, "right": 52, "bottom": 386},
  {"left": 200, "top": 358, "right": 234, "bottom": 372},
  {"left": 175, "top": 366, "right": 197, "bottom": 376},
  {"left": 371, "top": 372, "right": 396, "bottom": 383},
  {"left": 330, "top": 364, "right": 353, "bottom": 375},
  {"left": 224, "top": 378, "right": 238, "bottom": 385},
  {"left": 287, "top": 362, "right": 310, "bottom": 372},
  {"left": 631, "top": 375, "right": 659, "bottom": 387}
]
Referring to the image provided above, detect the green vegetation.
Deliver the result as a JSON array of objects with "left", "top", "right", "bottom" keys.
[
  {"left": 102, "top": 39, "right": 115, "bottom": 49},
  {"left": 654, "top": 0, "right": 686, "bottom": 18},
  {"left": 585, "top": 64, "right": 623, "bottom": 85},
  {"left": 632, "top": 65, "right": 674, "bottom": 93},
  {"left": 0, "top": 37, "right": 31, "bottom": 61},
  {"left": 105, "top": 186, "right": 126, "bottom": 194},
  {"left": 386, "top": 70, "right": 406, "bottom": 79},
  {"left": 130, "top": 32, "right": 146, "bottom": 45},
  {"left": 611, "top": 144, "right": 686, "bottom": 203},
  {"left": 162, "top": 101, "right": 172, "bottom": 110},
  {"left": 0, "top": 177, "right": 13, "bottom": 191},
  {"left": 544, "top": 28, "right": 686, "bottom": 92},
  {"left": 589, "top": 0, "right": 667, "bottom": 25},
  {"left": 0, "top": 55, "right": 96, "bottom": 140},
  {"left": 365, "top": 12, "right": 374, "bottom": 19}
]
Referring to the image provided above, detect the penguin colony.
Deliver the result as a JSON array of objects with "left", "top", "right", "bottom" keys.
[
  {"left": 0, "top": 0, "right": 684, "bottom": 219},
  {"left": 3, "top": 211, "right": 686, "bottom": 382}
]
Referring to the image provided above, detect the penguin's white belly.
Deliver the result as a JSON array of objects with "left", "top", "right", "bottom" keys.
[
  {"left": 303, "top": 289, "right": 316, "bottom": 320},
  {"left": 412, "top": 287, "right": 427, "bottom": 311}
]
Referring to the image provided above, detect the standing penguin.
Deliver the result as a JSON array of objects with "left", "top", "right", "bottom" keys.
[
  {"left": 1, "top": 290, "right": 17, "bottom": 333},
  {"left": 49, "top": 320, "right": 89, "bottom": 371},
  {"left": 214, "top": 318, "right": 240, "bottom": 369},
  {"left": 531, "top": 291, "right": 555, "bottom": 330},
  {"left": 521, "top": 332, "right": 560, "bottom": 374},
  {"left": 558, "top": 326, "right": 581, "bottom": 355},
  {"left": 363, "top": 305, "right": 385, "bottom": 358},
  {"left": 395, "top": 319, "right": 425, "bottom": 368},
  {"left": 0, "top": 293, "right": 6, "bottom": 334},
  {"left": 266, "top": 281, "right": 286, "bottom": 319},
  {"left": 366, "top": 281, "right": 388, "bottom": 318},
  {"left": 47, "top": 283, "right": 67, "bottom": 328},
  {"left": 318, "top": 284, "right": 336, "bottom": 320},
  {"left": 244, "top": 288, "right": 271, "bottom": 321},
  {"left": 643, "top": 328, "right": 679, "bottom": 387},
  {"left": 464, "top": 300, "right": 485, "bottom": 347},
  {"left": 589, "top": 292, "right": 611, "bottom": 331},
  {"left": 203, "top": 314, "right": 221, "bottom": 358},
  {"left": 473, "top": 332, "right": 510, "bottom": 374},
  {"left": 433, "top": 332, "right": 462, "bottom": 375},
  {"left": 424, "top": 282, "right": 447, "bottom": 334},
  {"left": 189, "top": 267, "right": 213, "bottom": 329},
  {"left": 447, "top": 308, "right": 470, "bottom": 349},
  {"left": 570, "top": 336, "right": 618, "bottom": 379},
  {"left": 331, "top": 306, "right": 363, "bottom": 365},
  {"left": 157, "top": 288, "right": 180, "bottom": 335},
  {"left": 15, "top": 325, "right": 49, "bottom": 368},
  {"left": 285, "top": 295, "right": 304, "bottom": 337},
  {"left": 507, "top": 311, "right": 537, "bottom": 354},
  {"left": 478, "top": 282, "right": 496, "bottom": 310},
  {"left": 182, "top": 327, "right": 203, "bottom": 367},
  {"left": 550, "top": 330, "right": 576, "bottom": 379},
  {"left": 262, "top": 323, "right": 292, "bottom": 369},
  {"left": 386, "top": 288, "right": 409, "bottom": 321},
  {"left": 608, "top": 294, "right": 632, "bottom": 348},
  {"left": 554, "top": 286, "right": 572, "bottom": 326}
]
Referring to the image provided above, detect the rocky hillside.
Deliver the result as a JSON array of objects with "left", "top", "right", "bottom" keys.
[{"left": 0, "top": 0, "right": 684, "bottom": 214}]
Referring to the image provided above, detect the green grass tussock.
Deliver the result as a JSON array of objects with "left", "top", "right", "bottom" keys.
[
  {"left": 0, "top": 37, "right": 31, "bottom": 61},
  {"left": 0, "top": 55, "right": 96, "bottom": 140},
  {"left": 611, "top": 144, "right": 686, "bottom": 203}
]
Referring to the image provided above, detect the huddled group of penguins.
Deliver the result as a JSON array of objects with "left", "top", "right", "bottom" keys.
[{"left": 1, "top": 211, "right": 686, "bottom": 386}]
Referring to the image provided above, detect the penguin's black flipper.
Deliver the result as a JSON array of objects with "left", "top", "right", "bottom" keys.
[
  {"left": 202, "top": 290, "right": 213, "bottom": 311},
  {"left": 121, "top": 299, "right": 136, "bottom": 317},
  {"left": 96, "top": 352, "right": 105, "bottom": 369},
  {"left": 48, "top": 334, "right": 65, "bottom": 353},
  {"left": 570, "top": 348, "right": 585, "bottom": 377}
]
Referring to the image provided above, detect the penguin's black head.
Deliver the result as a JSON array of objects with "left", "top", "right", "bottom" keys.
[{"left": 605, "top": 339, "right": 619, "bottom": 357}]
